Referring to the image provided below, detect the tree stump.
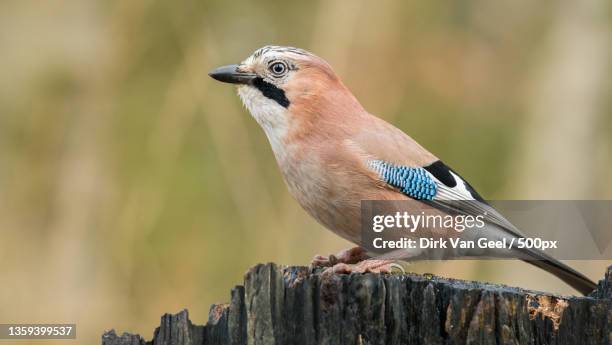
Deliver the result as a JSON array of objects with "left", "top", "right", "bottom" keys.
[{"left": 102, "top": 264, "right": 611, "bottom": 345}]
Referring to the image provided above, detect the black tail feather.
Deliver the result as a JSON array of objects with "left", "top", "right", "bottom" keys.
[{"left": 523, "top": 255, "right": 596, "bottom": 296}]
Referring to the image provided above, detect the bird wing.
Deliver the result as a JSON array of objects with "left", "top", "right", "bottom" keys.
[
  {"left": 420, "top": 161, "right": 528, "bottom": 238},
  {"left": 366, "top": 158, "right": 526, "bottom": 237},
  {"left": 346, "top": 116, "right": 596, "bottom": 295},
  {"left": 348, "top": 116, "right": 524, "bottom": 237}
]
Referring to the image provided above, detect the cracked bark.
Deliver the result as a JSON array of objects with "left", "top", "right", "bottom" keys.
[{"left": 102, "top": 264, "right": 611, "bottom": 345}]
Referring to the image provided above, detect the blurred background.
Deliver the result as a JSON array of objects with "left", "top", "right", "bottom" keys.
[{"left": 1, "top": 0, "right": 611, "bottom": 343}]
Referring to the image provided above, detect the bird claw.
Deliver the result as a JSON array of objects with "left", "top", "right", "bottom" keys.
[
  {"left": 389, "top": 263, "right": 406, "bottom": 274},
  {"left": 310, "top": 254, "right": 338, "bottom": 268},
  {"left": 310, "top": 247, "right": 370, "bottom": 271},
  {"left": 320, "top": 259, "right": 396, "bottom": 276}
]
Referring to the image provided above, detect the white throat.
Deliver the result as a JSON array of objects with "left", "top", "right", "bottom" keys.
[{"left": 238, "top": 85, "right": 290, "bottom": 156}]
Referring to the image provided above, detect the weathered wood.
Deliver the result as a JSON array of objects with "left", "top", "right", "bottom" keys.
[{"left": 102, "top": 264, "right": 612, "bottom": 345}]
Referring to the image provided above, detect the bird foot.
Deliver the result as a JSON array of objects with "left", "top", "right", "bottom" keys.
[
  {"left": 320, "top": 259, "right": 398, "bottom": 276},
  {"left": 310, "top": 247, "right": 370, "bottom": 269}
]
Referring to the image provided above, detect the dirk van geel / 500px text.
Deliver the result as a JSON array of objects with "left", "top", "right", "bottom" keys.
[{"left": 369, "top": 211, "right": 558, "bottom": 251}]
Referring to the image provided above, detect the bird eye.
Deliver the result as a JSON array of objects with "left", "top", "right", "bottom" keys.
[{"left": 269, "top": 62, "right": 287, "bottom": 76}]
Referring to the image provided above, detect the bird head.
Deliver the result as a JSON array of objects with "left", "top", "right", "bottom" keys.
[{"left": 209, "top": 46, "right": 363, "bottom": 139}]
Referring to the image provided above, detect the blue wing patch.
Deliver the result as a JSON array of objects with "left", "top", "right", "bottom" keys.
[{"left": 368, "top": 160, "right": 437, "bottom": 200}]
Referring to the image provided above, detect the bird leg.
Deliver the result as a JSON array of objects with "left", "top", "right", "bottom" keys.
[
  {"left": 322, "top": 259, "right": 397, "bottom": 276},
  {"left": 310, "top": 246, "right": 370, "bottom": 268}
]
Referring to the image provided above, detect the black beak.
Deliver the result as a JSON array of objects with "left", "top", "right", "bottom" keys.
[{"left": 208, "top": 64, "right": 256, "bottom": 84}]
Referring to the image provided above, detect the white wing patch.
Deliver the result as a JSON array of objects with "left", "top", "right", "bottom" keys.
[
  {"left": 426, "top": 170, "right": 475, "bottom": 201},
  {"left": 423, "top": 166, "right": 526, "bottom": 236}
]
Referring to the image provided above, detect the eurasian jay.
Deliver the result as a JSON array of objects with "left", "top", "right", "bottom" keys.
[{"left": 209, "top": 46, "right": 596, "bottom": 295}]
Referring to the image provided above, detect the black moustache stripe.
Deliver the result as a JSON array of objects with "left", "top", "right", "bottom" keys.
[{"left": 252, "top": 77, "right": 290, "bottom": 108}]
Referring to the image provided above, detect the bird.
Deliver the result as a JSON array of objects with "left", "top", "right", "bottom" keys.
[{"left": 208, "top": 45, "right": 596, "bottom": 296}]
